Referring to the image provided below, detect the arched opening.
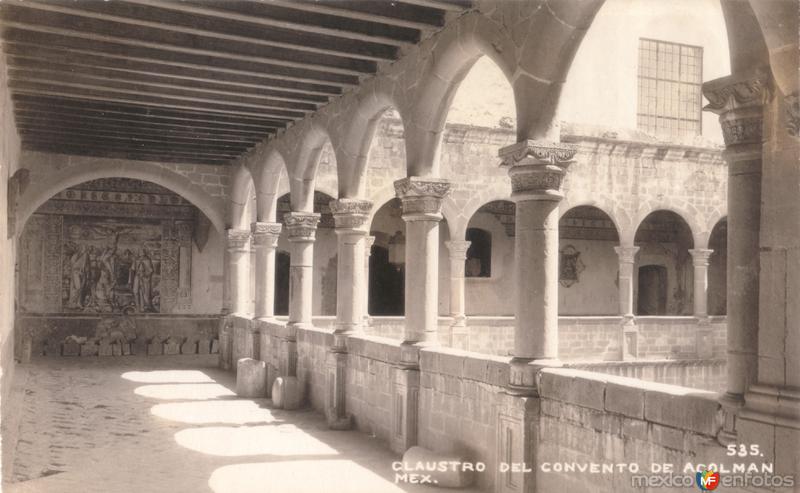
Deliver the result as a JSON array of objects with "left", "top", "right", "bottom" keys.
[
  {"left": 15, "top": 177, "right": 222, "bottom": 357},
  {"left": 708, "top": 218, "right": 727, "bottom": 316},
  {"left": 275, "top": 190, "right": 337, "bottom": 317},
  {"left": 633, "top": 210, "right": 694, "bottom": 316},
  {"left": 368, "top": 198, "right": 404, "bottom": 316},
  {"left": 465, "top": 228, "right": 492, "bottom": 278},
  {"left": 464, "top": 200, "right": 515, "bottom": 316},
  {"left": 274, "top": 250, "right": 290, "bottom": 316},
  {"left": 558, "top": 206, "right": 621, "bottom": 316}
]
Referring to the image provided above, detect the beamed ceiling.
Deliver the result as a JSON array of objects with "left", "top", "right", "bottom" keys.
[{"left": 0, "top": 0, "right": 472, "bottom": 166}]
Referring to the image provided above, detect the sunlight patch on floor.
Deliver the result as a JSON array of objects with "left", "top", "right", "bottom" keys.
[
  {"left": 134, "top": 383, "right": 236, "bottom": 400},
  {"left": 151, "top": 399, "right": 279, "bottom": 425},
  {"left": 122, "top": 370, "right": 217, "bottom": 384},
  {"left": 174, "top": 425, "right": 340, "bottom": 457}
]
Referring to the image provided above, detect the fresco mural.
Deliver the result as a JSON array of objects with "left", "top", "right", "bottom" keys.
[{"left": 62, "top": 218, "right": 163, "bottom": 314}]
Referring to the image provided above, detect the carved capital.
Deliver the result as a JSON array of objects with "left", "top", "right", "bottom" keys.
[
  {"left": 364, "top": 235, "right": 376, "bottom": 249},
  {"left": 689, "top": 248, "right": 714, "bottom": 267},
  {"left": 703, "top": 70, "right": 772, "bottom": 146},
  {"left": 445, "top": 240, "right": 471, "bottom": 260},
  {"left": 394, "top": 177, "right": 451, "bottom": 221},
  {"left": 786, "top": 92, "right": 799, "bottom": 138},
  {"left": 614, "top": 246, "right": 639, "bottom": 264},
  {"left": 250, "top": 221, "right": 282, "bottom": 248},
  {"left": 329, "top": 198, "right": 372, "bottom": 231},
  {"left": 284, "top": 212, "right": 320, "bottom": 241},
  {"left": 498, "top": 141, "right": 575, "bottom": 201},
  {"left": 226, "top": 228, "right": 251, "bottom": 253}
]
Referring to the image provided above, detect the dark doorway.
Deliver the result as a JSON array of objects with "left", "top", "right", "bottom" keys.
[
  {"left": 368, "top": 246, "right": 404, "bottom": 316},
  {"left": 637, "top": 265, "right": 668, "bottom": 315},
  {"left": 274, "top": 250, "right": 290, "bottom": 315}
]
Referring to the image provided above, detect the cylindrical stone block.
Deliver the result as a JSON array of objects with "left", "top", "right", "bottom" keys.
[{"left": 272, "top": 376, "right": 302, "bottom": 410}]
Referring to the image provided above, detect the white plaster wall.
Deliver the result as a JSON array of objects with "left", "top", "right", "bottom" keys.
[{"left": 559, "top": 0, "right": 730, "bottom": 145}]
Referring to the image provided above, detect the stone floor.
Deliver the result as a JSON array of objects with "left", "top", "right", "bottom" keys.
[{"left": 3, "top": 355, "right": 481, "bottom": 493}]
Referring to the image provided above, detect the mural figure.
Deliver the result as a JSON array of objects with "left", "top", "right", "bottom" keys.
[
  {"left": 131, "top": 247, "right": 155, "bottom": 312},
  {"left": 67, "top": 245, "right": 89, "bottom": 308}
]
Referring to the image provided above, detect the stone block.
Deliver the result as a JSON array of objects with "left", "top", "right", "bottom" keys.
[
  {"left": 210, "top": 339, "right": 219, "bottom": 354},
  {"left": 164, "top": 342, "right": 181, "bottom": 355},
  {"left": 111, "top": 343, "right": 122, "bottom": 356},
  {"left": 80, "top": 343, "right": 98, "bottom": 357},
  {"left": 181, "top": 341, "right": 197, "bottom": 355},
  {"left": 236, "top": 358, "right": 268, "bottom": 398},
  {"left": 62, "top": 342, "right": 81, "bottom": 357},
  {"left": 272, "top": 376, "right": 302, "bottom": 410},
  {"left": 147, "top": 342, "right": 163, "bottom": 356},
  {"left": 649, "top": 423, "right": 685, "bottom": 450},
  {"left": 643, "top": 387, "right": 720, "bottom": 435},
  {"left": 197, "top": 339, "right": 211, "bottom": 354},
  {"left": 133, "top": 339, "right": 147, "bottom": 355},
  {"left": 605, "top": 380, "right": 645, "bottom": 419},
  {"left": 539, "top": 369, "right": 606, "bottom": 411},
  {"left": 98, "top": 343, "right": 113, "bottom": 357}
]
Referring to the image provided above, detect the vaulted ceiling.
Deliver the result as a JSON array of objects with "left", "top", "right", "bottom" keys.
[{"left": 0, "top": 0, "right": 471, "bottom": 165}]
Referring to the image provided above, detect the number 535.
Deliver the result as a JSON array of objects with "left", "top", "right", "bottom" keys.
[{"left": 727, "top": 444, "right": 761, "bottom": 457}]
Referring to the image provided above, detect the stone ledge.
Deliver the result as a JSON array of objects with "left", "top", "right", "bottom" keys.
[
  {"left": 346, "top": 334, "right": 403, "bottom": 363},
  {"left": 296, "top": 326, "right": 334, "bottom": 347},
  {"left": 539, "top": 367, "right": 722, "bottom": 437},
  {"left": 419, "top": 346, "right": 510, "bottom": 387}
]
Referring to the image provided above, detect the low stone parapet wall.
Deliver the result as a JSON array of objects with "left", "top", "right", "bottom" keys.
[{"left": 566, "top": 358, "right": 727, "bottom": 393}]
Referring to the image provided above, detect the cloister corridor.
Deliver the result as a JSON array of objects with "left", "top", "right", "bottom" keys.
[{"left": 3, "top": 355, "right": 476, "bottom": 493}]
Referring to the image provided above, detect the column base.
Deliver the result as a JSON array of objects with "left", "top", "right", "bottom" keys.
[
  {"left": 507, "top": 357, "right": 562, "bottom": 396},
  {"left": 739, "top": 384, "right": 800, "bottom": 430},
  {"left": 717, "top": 392, "right": 745, "bottom": 444}
]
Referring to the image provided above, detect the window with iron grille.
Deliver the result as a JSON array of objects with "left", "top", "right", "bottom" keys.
[{"left": 637, "top": 38, "right": 703, "bottom": 140}]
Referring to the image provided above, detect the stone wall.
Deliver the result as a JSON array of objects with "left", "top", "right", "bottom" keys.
[
  {"left": 0, "top": 44, "right": 22, "bottom": 484},
  {"left": 248, "top": 316, "right": 743, "bottom": 493}
]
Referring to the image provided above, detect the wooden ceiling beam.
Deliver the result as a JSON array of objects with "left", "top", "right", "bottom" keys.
[
  {"left": 15, "top": 113, "right": 265, "bottom": 143},
  {"left": 9, "top": 80, "right": 305, "bottom": 120},
  {"left": 263, "top": 0, "right": 445, "bottom": 31},
  {"left": 12, "top": 95, "right": 283, "bottom": 131},
  {"left": 1, "top": 4, "right": 376, "bottom": 77},
  {"left": 8, "top": 56, "right": 330, "bottom": 105},
  {"left": 17, "top": 121, "right": 261, "bottom": 148},
  {"left": 9, "top": 68, "right": 320, "bottom": 113},
  {"left": 23, "top": 141, "right": 232, "bottom": 166},
  {"left": 128, "top": 0, "right": 418, "bottom": 47},
  {"left": 21, "top": 133, "right": 244, "bottom": 158},
  {"left": 396, "top": 0, "right": 472, "bottom": 12},
  {"left": 20, "top": 128, "right": 250, "bottom": 157},
  {"left": 1, "top": 28, "right": 360, "bottom": 87},
  {"left": 4, "top": 44, "right": 343, "bottom": 97},
  {"left": 11, "top": 0, "right": 398, "bottom": 62}
]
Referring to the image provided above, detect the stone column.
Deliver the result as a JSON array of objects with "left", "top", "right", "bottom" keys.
[
  {"left": 329, "top": 199, "right": 372, "bottom": 341},
  {"left": 251, "top": 222, "right": 282, "bottom": 321},
  {"left": 703, "top": 71, "right": 768, "bottom": 409},
  {"left": 363, "top": 235, "right": 375, "bottom": 325},
  {"left": 614, "top": 246, "right": 639, "bottom": 318},
  {"left": 394, "top": 177, "right": 451, "bottom": 353},
  {"left": 445, "top": 240, "right": 471, "bottom": 350},
  {"left": 284, "top": 212, "right": 321, "bottom": 329},
  {"left": 689, "top": 248, "right": 713, "bottom": 318},
  {"left": 391, "top": 177, "right": 449, "bottom": 455},
  {"left": 614, "top": 246, "right": 640, "bottom": 360},
  {"left": 498, "top": 140, "right": 576, "bottom": 393},
  {"left": 226, "top": 229, "right": 251, "bottom": 316}
]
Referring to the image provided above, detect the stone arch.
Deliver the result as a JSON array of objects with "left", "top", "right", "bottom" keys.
[
  {"left": 229, "top": 163, "right": 255, "bottom": 230},
  {"left": 327, "top": 85, "right": 404, "bottom": 199},
  {"left": 628, "top": 203, "right": 702, "bottom": 248},
  {"left": 699, "top": 208, "right": 728, "bottom": 249},
  {"left": 284, "top": 122, "right": 334, "bottom": 212},
  {"left": 250, "top": 149, "right": 290, "bottom": 223},
  {"left": 402, "top": 12, "right": 518, "bottom": 177},
  {"left": 559, "top": 201, "right": 624, "bottom": 244},
  {"left": 17, "top": 160, "right": 226, "bottom": 234}
]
